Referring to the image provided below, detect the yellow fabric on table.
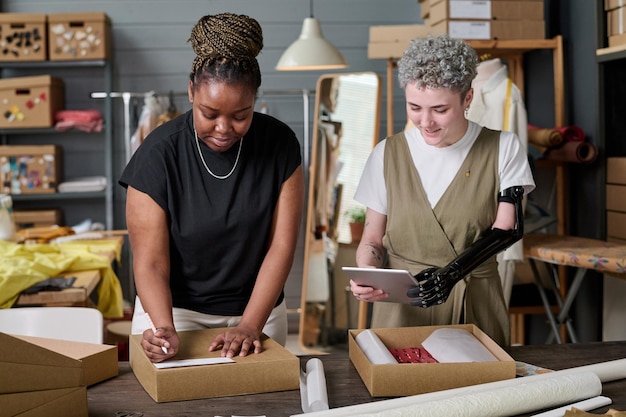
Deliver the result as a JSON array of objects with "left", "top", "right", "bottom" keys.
[{"left": 0, "top": 239, "right": 124, "bottom": 318}]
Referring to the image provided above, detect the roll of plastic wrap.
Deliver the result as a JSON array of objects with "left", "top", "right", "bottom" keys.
[
  {"left": 544, "top": 141, "right": 598, "bottom": 164},
  {"left": 354, "top": 329, "right": 398, "bottom": 364},
  {"left": 290, "top": 358, "right": 626, "bottom": 417}
]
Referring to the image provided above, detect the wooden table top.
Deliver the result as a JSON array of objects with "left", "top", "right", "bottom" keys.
[{"left": 86, "top": 341, "right": 626, "bottom": 417}]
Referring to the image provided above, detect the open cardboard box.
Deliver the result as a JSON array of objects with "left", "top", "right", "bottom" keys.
[
  {"left": 129, "top": 328, "right": 300, "bottom": 402},
  {"left": 0, "top": 332, "right": 118, "bottom": 394},
  {"left": 349, "top": 324, "right": 516, "bottom": 397},
  {"left": 0, "top": 387, "right": 87, "bottom": 417}
]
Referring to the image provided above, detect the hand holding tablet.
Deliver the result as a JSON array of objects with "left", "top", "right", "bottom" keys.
[{"left": 343, "top": 267, "right": 419, "bottom": 303}]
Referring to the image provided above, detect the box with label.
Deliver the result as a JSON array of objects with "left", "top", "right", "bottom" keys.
[
  {"left": 47, "top": 12, "right": 111, "bottom": 60},
  {"left": 0, "top": 75, "right": 64, "bottom": 128},
  {"left": 349, "top": 324, "right": 515, "bottom": 397},
  {"left": 430, "top": 1, "right": 544, "bottom": 25},
  {"left": 0, "top": 13, "right": 47, "bottom": 62},
  {"left": 129, "top": 328, "right": 300, "bottom": 402},
  {"left": 432, "top": 19, "right": 545, "bottom": 40},
  {"left": 0, "top": 145, "right": 62, "bottom": 194},
  {"left": 0, "top": 332, "right": 118, "bottom": 393}
]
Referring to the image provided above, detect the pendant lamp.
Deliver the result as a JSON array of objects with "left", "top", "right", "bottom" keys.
[{"left": 276, "top": 1, "right": 348, "bottom": 71}]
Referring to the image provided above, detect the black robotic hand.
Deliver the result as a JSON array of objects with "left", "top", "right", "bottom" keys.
[{"left": 407, "top": 264, "right": 463, "bottom": 307}]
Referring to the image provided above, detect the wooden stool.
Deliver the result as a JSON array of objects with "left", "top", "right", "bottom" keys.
[
  {"left": 106, "top": 320, "right": 132, "bottom": 360},
  {"left": 523, "top": 233, "right": 626, "bottom": 343}
]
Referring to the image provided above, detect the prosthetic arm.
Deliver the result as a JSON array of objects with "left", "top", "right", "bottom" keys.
[{"left": 407, "top": 186, "right": 525, "bottom": 307}]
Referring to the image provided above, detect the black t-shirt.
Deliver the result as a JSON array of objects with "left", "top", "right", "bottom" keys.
[{"left": 119, "top": 110, "right": 301, "bottom": 315}]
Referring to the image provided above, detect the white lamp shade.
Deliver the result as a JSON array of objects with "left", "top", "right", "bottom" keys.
[{"left": 276, "top": 17, "right": 348, "bottom": 71}]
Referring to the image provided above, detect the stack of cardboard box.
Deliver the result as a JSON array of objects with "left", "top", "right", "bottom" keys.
[
  {"left": 429, "top": 0, "right": 545, "bottom": 40},
  {"left": 0, "top": 333, "right": 118, "bottom": 417},
  {"left": 606, "top": 0, "right": 626, "bottom": 47}
]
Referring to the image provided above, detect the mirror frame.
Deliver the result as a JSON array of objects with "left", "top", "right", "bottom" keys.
[{"left": 299, "top": 71, "right": 382, "bottom": 351}]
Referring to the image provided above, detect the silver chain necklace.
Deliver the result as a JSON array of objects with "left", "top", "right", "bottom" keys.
[{"left": 194, "top": 128, "right": 243, "bottom": 180}]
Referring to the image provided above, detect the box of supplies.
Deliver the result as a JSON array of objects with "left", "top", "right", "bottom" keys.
[
  {"left": 349, "top": 324, "right": 515, "bottom": 397},
  {"left": 429, "top": 1, "right": 544, "bottom": 25},
  {"left": 47, "top": 12, "right": 111, "bottom": 60},
  {"left": 431, "top": 19, "right": 545, "bottom": 40},
  {"left": 0, "top": 75, "right": 64, "bottom": 128},
  {"left": 0, "top": 13, "right": 47, "bottom": 62},
  {"left": 0, "top": 145, "right": 62, "bottom": 194},
  {"left": 13, "top": 208, "right": 63, "bottom": 229},
  {"left": 129, "top": 328, "right": 300, "bottom": 402}
]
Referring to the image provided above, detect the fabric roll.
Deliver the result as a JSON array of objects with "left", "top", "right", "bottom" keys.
[
  {"left": 528, "top": 126, "right": 564, "bottom": 148},
  {"left": 543, "top": 141, "right": 598, "bottom": 164},
  {"left": 557, "top": 125, "right": 585, "bottom": 142},
  {"left": 290, "top": 358, "right": 626, "bottom": 417},
  {"left": 355, "top": 329, "right": 398, "bottom": 364}
]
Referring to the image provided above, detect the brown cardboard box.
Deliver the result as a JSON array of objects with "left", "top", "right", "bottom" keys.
[
  {"left": 0, "top": 386, "right": 87, "bottom": 417},
  {"left": 0, "top": 145, "right": 62, "bottom": 194},
  {"left": 47, "top": 12, "right": 111, "bottom": 60},
  {"left": 349, "top": 324, "right": 515, "bottom": 397},
  {"left": 129, "top": 328, "right": 300, "bottom": 402},
  {"left": 0, "top": 13, "right": 47, "bottom": 62},
  {"left": 608, "top": 7, "right": 626, "bottom": 35},
  {"left": 607, "top": 0, "right": 626, "bottom": 11},
  {"left": 607, "top": 157, "right": 626, "bottom": 184},
  {"left": 0, "top": 75, "right": 64, "bottom": 128},
  {"left": 609, "top": 32, "right": 626, "bottom": 47},
  {"left": 431, "top": 19, "right": 545, "bottom": 40},
  {"left": 0, "top": 333, "right": 118, "bottom": 394},
  {"left": 430, "top": 1, "right": 544, "bottom": 25},
  {"left": 369, "top": 24, "right": 432, "bottom": 43},
  {"left": 607, "top": 185, "right": 626, "bottom": 212},
  {"left": 12, "top": 209, "right": 63, "bottom": 229},
  {"left": 368, "top": 41, "right": 412, "bottom": 59},
  {"left": 607, "top": 211, "right": 626, "bottom": 240}
]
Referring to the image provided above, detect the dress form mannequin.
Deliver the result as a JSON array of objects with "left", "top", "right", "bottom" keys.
[{"left": 473, "top": 58, "right": 506, "bottom": 95}]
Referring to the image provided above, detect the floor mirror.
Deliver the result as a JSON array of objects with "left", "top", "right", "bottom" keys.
[{"left": 299, "top": 72, "right": 381, "bottom": 351}]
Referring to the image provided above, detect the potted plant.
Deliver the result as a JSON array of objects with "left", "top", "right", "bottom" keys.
[{"left": 344, "top": 206, "right": 366, "bottom": 243}]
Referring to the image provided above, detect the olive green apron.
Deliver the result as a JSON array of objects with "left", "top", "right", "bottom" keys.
[{"left": 370, "top": 127, "right": 510, "bottom": 346}]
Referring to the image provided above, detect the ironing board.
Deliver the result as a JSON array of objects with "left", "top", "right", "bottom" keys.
[{"left": 523, "top": 233, "right": 626, "bottom": 343}]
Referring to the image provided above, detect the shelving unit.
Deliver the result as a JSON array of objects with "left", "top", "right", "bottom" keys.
[{"left": 0, "top": 59, "right": 114, "bottom": 229}]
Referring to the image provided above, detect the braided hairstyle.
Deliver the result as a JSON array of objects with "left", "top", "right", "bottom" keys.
[{"left": 188, "top": 13, "right": 263, "bottom": 92}]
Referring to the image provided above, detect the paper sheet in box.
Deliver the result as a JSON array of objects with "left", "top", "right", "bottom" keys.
[
  {"left": 129, "top": 328, "right": 300, "bottom": 402},
  {"left": 348, "top": 324, "right": 515, "bottom": 397}
]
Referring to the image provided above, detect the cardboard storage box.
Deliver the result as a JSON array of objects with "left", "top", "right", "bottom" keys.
[
  {"left": 607, "top": 0, "right": 626, "bottom": 11},
  {"left": 608, "top": 7, "right": 626, "bottom": 35},
  {"left": 607, "top": 211, "right": 626, "bottom": 240},
  {"left": 349, "top": 324, "right": 516, "bottom": 397},
  {"left": 0, "top": 332, "right": 118, "bottom": 393},
  {"left": 432, "top": 19, "right": 545, "bottom": 40},
  {"left": 369, "top": 24, "right": 432, "bottom": 43},
  {"left": 0, "top": 13, "right": 47, "bottom": 62},
  {"left": 13, "top": 208, "right": 63, "bottom": 229},
  {"left": 0, "top": 145, "right": 62, "bottom": 194},
  {"left": 0, "top": 75, "right": 64, "bottom": 128},
  {"left": 609, "top": 32, "right": 626, "bottom": 47},
  {"left": 0, "top": 386, "right": 87, "bottom": 417},
  {"left": 607, "top": 185, "right": 626, "bottom": 212},
  {"left": 47, "top": 12, "right": 111, "bottom": 60},
  {"left": 430, "top": 1, "right": 544, "bottom": 25},
  {"left": 129, "top": 328, "right": 300, "bottom": 402},
  {"left": 607, "top": 157, "right": 626, "bottom": 184}
]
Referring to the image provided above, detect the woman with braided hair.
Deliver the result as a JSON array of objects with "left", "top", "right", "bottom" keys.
[{"left": 119, "top": 13, "right": 304, "bottom": 362}]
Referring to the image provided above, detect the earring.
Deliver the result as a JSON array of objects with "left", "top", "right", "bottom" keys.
[{"left": 464, "top": 107, "right": 470, "bottom": 118}]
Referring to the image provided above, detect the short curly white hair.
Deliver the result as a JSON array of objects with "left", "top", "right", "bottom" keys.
[{"left": 398, "top": 34, "right": 478, "bottom": 96}]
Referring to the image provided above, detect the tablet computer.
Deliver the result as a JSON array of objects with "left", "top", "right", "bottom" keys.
[{"left": 342, "top": 267, "right": 419, "bottom": 303}]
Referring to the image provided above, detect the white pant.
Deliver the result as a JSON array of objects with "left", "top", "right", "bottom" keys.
[{"left": 131, "top": 296, "right": 288, "bottom": 346}]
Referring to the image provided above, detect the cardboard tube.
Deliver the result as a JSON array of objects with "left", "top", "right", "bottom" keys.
[
  {"left": 528, "top": 128, "right": 564, "bottom": 148},
  {"left": 557, "top": 125, "right": 585, "bottom": 142},
  {"left": 544, "top": 141, "right": 598, "bottom": 164}
]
